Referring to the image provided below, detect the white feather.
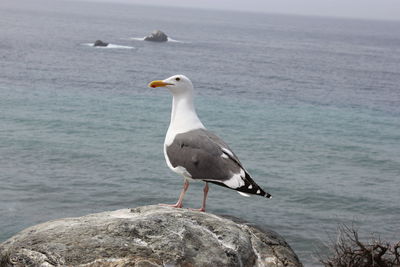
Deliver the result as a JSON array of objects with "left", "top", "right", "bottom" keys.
[
  {"left": 223, "top": 172, "right": 245, "bottom": 188},
  {"left": 238, "top": 192, "right": 250, "bottom": 197},
  {"left": 164, "top": 93, "right": 205, "bottom": 147},
  {"left": 221, "top": 148, "right": 234, "bottom": 158}
]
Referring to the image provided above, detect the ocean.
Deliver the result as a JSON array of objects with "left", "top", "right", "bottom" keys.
[{"left": 1, "top": 0, "right": 400, "bottom": 265}]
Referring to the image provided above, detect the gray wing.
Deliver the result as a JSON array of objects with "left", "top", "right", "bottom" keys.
[
  {"left": 201, "top": 130, "right": 243, "bottom": 166},
  {"left": 166, "top": 129, "right": 241, "bottom": 181},
  {"left": 166, "top": 129, "right": 271, "bottom": 198}
]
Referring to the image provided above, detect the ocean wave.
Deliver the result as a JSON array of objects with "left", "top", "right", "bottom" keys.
[
  {"left": 167, "top": 37, "right": 184, "bottom": 43},
  {"left": 129, "top": 37, "right": 185, "bottom": 43},
  {"left": 129, "top": 37, "right": 145, "bottom": 41},
  {"left": 82, "top": 43, "right": 135, "bottom": 49}
]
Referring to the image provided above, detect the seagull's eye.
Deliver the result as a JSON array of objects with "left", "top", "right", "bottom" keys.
[{"left": 175, "top": 77, "right": 180, "bottom": 81}]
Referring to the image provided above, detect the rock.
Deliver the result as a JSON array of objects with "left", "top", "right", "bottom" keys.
[
  {"left": 144, "top": 30, "right": 168, "bottom": 42},
  {"left": 93, "top": 40, "right": 109, "bottom": 47},
  {"left": 0, "top": 205, "right": 302, "bottom": 267}
]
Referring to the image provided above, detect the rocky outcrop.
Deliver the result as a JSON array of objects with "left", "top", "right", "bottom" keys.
[
  {"left": 144, "top": 30, "right": 168, "bottom": 42},
  {"left": 0, "top": 205, "right": 302, "bottom": 267},
  {"left": 93, "top": 40, "right": 109, "bottom": 47}
]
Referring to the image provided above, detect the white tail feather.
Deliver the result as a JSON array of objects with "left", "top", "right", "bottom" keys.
[{"left": 237, "top": 191, "right": 251, "bottom": 197}]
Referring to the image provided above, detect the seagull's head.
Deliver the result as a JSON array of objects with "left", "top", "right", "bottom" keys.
[{"left": 148, "top": 75, "right": 194, "bottom": 96}]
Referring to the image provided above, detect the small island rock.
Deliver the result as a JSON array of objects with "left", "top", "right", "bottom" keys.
[
  {"left": 0, "top": 205, "right": 302, "bottom": 267},
  {"left": 93, "top": 40, "right": 109, "bottom": 47},
  {"left": 144, "top": 30, "right": 168, "bottom": 42}
]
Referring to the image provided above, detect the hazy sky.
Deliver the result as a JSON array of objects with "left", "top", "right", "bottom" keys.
[{"left": 83, "top": 0, "right": 400, "bottom": 21}]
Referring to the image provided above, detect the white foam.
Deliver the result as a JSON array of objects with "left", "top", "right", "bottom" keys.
[
  {"left": 130, "top": 37, "right": 145, "bottom": 41},
  {"left": 107, "top": 44, "right": 135, "bottom": 49},
  {"left": 82, "top": 43, "right": 135, "bottom": 49},
  {"left": 129, "top": 37, "right": 186, "bottom": 43},
  {"left": 167, "top": 37, "right": 185, "bottom": 43}
]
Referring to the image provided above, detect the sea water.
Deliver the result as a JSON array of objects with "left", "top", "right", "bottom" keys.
[{"left": 1, "top": 0, "right": 400, "bottom": 265}]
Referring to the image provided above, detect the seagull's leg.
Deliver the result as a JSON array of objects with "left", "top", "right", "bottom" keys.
[
  {"left": 199, "top": 182, "right": 209, "bottom": 212},
  {"left": 190, "top": 182, "right": 209, "bottom": 212},
  {"left": 159, "top": 179, "right": 189, "bottom": 208}
]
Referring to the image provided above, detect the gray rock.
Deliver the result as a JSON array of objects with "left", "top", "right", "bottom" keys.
[
  {"left": 144, "top": 30, "right": 168, "bottom": 42},
  {"left": 0, "top": 205, "right": 302, "bottom": 267},
  {"left": 93, "top": 40, "right": 109, "bottom": 47}
]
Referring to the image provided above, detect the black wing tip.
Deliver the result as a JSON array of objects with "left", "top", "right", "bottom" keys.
[{"left": 264, "top": 192, "right": 272, "bottom": 199}]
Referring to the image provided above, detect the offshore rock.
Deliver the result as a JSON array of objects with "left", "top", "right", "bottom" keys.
[
  {"left": 144, "top": 30, "right": 168, "bottom": 42},
  {"left": 93, "top": 40, "right": 109, "bottom": 47},
  {"left": 0, "top": 205, "right": 302, "bottom": 267}
]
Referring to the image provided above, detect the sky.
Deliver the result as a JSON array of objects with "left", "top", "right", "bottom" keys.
[{"left": 82, "top": 0, "right": 400, "bottom": 21}]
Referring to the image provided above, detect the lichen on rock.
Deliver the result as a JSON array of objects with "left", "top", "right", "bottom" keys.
[{"left": 0, "top": 205, "right": 302, "bottom": 267}]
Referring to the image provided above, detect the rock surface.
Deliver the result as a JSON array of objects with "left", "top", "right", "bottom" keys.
[
  {"left": 144, "top": 30, "right": 168, "bottom": 42},
  {"left": 93, "top": 40, "right": 109, "bottom": 47},
  {"left": 0, "top": 205, "right": 302, "bottom": 267}
]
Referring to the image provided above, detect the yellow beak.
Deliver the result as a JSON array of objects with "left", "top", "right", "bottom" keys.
[{"left": 148, "top": 80, "right": 172, "bottom": 88}]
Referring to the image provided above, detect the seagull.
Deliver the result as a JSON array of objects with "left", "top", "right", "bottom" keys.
[{"left": 148, "top": 75, "right": 271, "bottom": 211}]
